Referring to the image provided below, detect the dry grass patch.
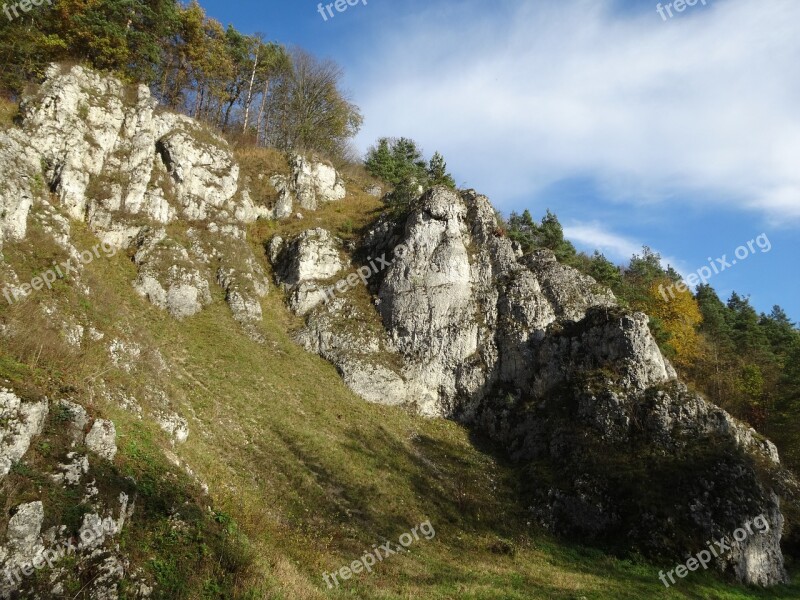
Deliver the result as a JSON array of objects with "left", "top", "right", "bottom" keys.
[
  {"left": 250, "top": 188, "right": 384, "bottom": 246},
  {"left": 0, "top": 96, "right": 18, "bottom": 130},
  {"left": 236, "top": 146, "right": 290, "bottom": 211}
]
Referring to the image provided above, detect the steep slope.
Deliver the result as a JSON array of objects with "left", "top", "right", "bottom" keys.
[
  {"left": 272, "top": 185, "right": 798, "bottom": 587},
  {"left": 0, "top": 64, "right": 797, "bottom": 599}
]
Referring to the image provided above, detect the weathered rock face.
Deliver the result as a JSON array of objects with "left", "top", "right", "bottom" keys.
[
  {"left": 272, "top": 228, "right": 345, "bottom": 287},
  {"left": 85, "top": 418, "right": 118, "bottom": 461},
  {"left": 0, "top": 389, "right": 48, "bottom": 480},
  {"left": 131, "top": 227, "right": 213, "bottom": 320},
  {"left": 728, "top": 494, "right": 787, "bottom": 587},
  {"left": 270, "top": 228, "right": 348, "bottom": 316},
  {"left": 5, "top": 501, "right": 44, "bottom": 561},
  {"left": 272, "top": 186, "right": 793, "bottom": 586},
  {"left": 0, "top": 64, "right": 269, "bottom": 330},
  {"left": 376, "top": 190, "right": 480, "bottom": 416},
  {"left": 529, "top": 307, "right": 677, "bottom": 401},
  {"left": 16, "top": 65, "right": 256, "bottom": 230},
  {"left": 270, "top": 154, "right": 346, "bottom": 218}
]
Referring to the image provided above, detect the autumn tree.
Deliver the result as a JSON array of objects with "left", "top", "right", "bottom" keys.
[
  {"left": 268, "top": 49, "right": 362, "bottom": 158},
  {"left": 646, "top": 277, "right": 703, "bottom": 367}
]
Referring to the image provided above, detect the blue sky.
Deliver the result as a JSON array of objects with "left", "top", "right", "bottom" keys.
[{"left": 201, "top": 0, "right": 799, "bottom": 322}]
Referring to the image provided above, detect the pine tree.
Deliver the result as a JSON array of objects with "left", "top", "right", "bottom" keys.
[
  {"left": 506, "top": 210, "right": 538, "bottom": 253},
  {"left": 365, "top": 138, "right": 396, "bottom": 182},
  {"left": 539, "top": 210, "right": 576, "bottom": 262},
  {"left": 364, "top": 137, "right": 431, "bottom": 210},
  {"left": 589, "top": 251, "right": 622, "bottom": 289},
  {"left": 427, "top": 152, "right": 455, "bottom": 188}
]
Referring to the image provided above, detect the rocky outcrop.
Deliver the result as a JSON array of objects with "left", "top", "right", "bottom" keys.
[
  {"left": 85, "top": 418, "right": 118, "bottom": 461},
  {"left": 0, "top": 493, "right": 135, "bottom": 599},
  {"left": 0, "top": 64, "right": 269, "bottom": 331},
  {"left": 4, "top": 501, "right": 45, "bottom": 563},
  {"left": 0, "top": 389, "right": 48, "bottom": 480},
  {"left": 270, "top": 228, "right": 347, "bottom": 315},
  {"left": 727, "top": 494, "right": 787, "bottom": 587},
  {"left": 270, "top": 154, "right": 346, "bottom": 218},
  {"left": 278, "top": 188, "right": 616, "bottom": 418},
  {"left": 16, "top": 65, "right": 258, "bottom": 230},
  {"left": 296, "top": 295, "right": 409, "bottom": 407},
  {"left": 156, "top": 411, "right": 189, "bottom": 445},
  {"left": 272, "top": 186, "right": 793, "bottom": 586},
  {"left": 0, "top": 388, "right": 140, "bottom": 599},
  {"left": 271, "top": 228, "right": 346, "bottom": 287},
  {"left": 131, "top": 227, "right": 213, "bottom": 319}
]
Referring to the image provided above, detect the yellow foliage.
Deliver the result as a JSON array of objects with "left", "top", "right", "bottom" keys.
[{"left": 648, "top": 278, "right": 703, "bottom": 367}]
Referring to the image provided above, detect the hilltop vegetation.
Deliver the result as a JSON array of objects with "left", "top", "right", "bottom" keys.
[{"left": 0, "top": 0, "right": 361, "bottom": 159}]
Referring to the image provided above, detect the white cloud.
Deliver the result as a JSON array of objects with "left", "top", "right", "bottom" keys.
[
  {"left": 349, "top": 0, "right": 800, "bottom": 223},
  {"left": 564, "top": 221, "right": 689, "bottom": 275},
  {"left": 563, "top": 223, "right": 643, "bottom": 262}
]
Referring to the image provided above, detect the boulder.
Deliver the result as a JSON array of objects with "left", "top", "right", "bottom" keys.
[
  {"left": 6, "top": 501, "right": 44, "bottom": 560},
  {"left": 268, "top": 154, "right": 346, "bottom": 218},
  {"left": 86, "top": 419, "right": 117, "bottom": 461},
  {"left": 0, "top": 389, "right": 48, "bottom": 480}
]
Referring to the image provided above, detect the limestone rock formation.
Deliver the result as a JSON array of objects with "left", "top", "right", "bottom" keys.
[
  {"left": 131, "top": 227, "right": 213, "bottom": 319},
  {"left": 85, "top": 419, "right": 118, "bottom": 461},
  {"left": 273, "top": 186, "right": 793, "bottom": 586},
  {"left": 270, "top": 228, "right": 348, "bottom": 315},
  {"left": 0, "top": 390, "right": 138, "bottom": 599},
  {"left": 0, "top": 64, "right": 269, "bottom": 329},
  {"left": 0, "top": 63, "right": 793, "bottom": 591},
  {"left": 0, "top": 389, "right": 48, "bottom": 480},
  {"left": 270, "top": 154, "right": 346, "bottom": 218}
]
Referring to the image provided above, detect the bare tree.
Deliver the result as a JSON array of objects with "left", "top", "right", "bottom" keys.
[{"left": 269, "top": 49, "right": 362, "bottom": 158}]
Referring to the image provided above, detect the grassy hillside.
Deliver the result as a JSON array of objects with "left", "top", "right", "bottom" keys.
[{"left": 0, "top": 154, "right": 797, "bottom": 599}]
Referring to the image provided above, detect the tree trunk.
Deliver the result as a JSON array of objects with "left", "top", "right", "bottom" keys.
[
  {"left": 256, "top": 78, "right": 270, "bottom": 146},
  {"left": 193, "top": 85, "right": 204, "bottom": 119},
  {"left": 223, "top": 98, "right": 236, "bottom": 128},
  {"left": 242, "top": 49, "right": 259, "bottom": 133}
]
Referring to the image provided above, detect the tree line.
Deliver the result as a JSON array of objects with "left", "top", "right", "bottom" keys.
[
  {"left": 505, "top": 210, "right": 800, "bottom": 472},
  {"left": 0, "top": 0, "right": 362, "bottom": 158}
]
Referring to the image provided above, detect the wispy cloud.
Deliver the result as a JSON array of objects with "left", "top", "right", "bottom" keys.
[
  {"left": 350, "top": 0, "right": 800, "bottom": 223},
  {"left": 564, "top": 221, "right": 689, "bottom": 275},
  {"left": 563, "top": 223, "right": 643, "bottom": 262}
]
